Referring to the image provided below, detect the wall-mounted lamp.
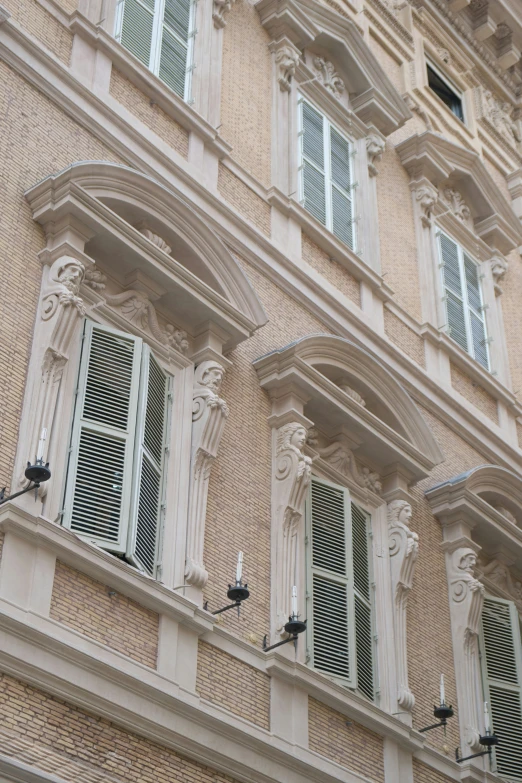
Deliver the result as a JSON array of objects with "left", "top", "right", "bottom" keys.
[
  {"left": 263, "top": 586, "right": 307, "bottom": 652},
  {"left": 0, "top": 459, "right": 51, "bottom": 507},
  {"left": 419, "top": 675, "right": 454, "bottom": 734},
  {"left": 204, "top": 551, "right": 250, "bottom": 617},
  {"left": 456, "top": 703, "right": 499, "bottom": 763}
]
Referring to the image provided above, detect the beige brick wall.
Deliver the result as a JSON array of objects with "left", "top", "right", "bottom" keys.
[
  {"left": 308, "top": 698, "right": 385, "bottom": 782},
  {"left": 203, "top": 254, "right": 333, "bottom": 642},
  {"left": 217, "top": 165, "right": 271, "bottom": 236},
  {"left": 412, "top": 759, "right": 456, "bottom": 783},
  {"left": 450, "top": 363, "right": 498, "bottom": 424},
  {"left": 2, "top": 0, "right": 73, "bottom": 65},
  {"left": 110, "top": 69, "right": 189, "bottom": 159},
  {"left": 0, "top": 62, "right": 124, "bottom": 493},
  {"left": 302, "top": 234, "right": 361, "bottom": 306},
  {"left": 0, "top": 674, "right": 238, "bottom": 783},
  {"left": 196, "top": 641, "right": 270, "bottom": 730},
  {"left": 384, "top": 308, "right": 426, "bottom": 367},
  {"left": 368, "top": 34, "right": 404, "bottom": 92},
  {"left": 220, "top": 1, "right": 272, "bottom": 187},
  {"left": 50, "top": 562, "right": 159, "bottom": 668}
]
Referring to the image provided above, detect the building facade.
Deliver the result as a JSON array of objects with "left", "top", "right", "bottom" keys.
[{"left": 0, "top": 0, "right": 522, "bottom": 782}]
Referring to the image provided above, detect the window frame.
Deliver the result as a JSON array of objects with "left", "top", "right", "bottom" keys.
[
  {"left": 436, "top": 229, "right": 491, "bottom": 371},
  {"left": 426, "top": 60, "right": 465, "bottom": 124},
  {"left": 114, "top": 0, "right": 197, "bottom": 102},
  {"left": 297, "top": 94, "right": 357, "bottom": 252}
]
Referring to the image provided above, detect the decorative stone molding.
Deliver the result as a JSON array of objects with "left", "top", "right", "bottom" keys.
[
  {"left": 274, "top": 422, "right": 312, "bottom": 630},
  {"left": 274, "top": 42, "right": 300, "bottom": 92},
  {"left": 413, "top": 182, "right": 438, "bottom": 228},
  {"left": 336, "top": 378, "right": 366, "bottom": 406},
  {"left": 310, "top": 432, "right": 382, "bottom": 494},
  {"left": 442, "top": 188, "right": 471, "bottom": 222},
  {"left": 212, "top": 0, "right": 236, "bottom": 29},
  {"left": 138, "top": 226, "right": 172, "bottom": 255},
  {"left": 481, "top": 558, "right": 522, "bottom": 613},
  {"left": 478, "top": 88, "right": 521, "bottom": 149},
  {"left": 185, "top": 362, "right": 229, "bottom": 589},
  {"left": 490, "top": 254, "right": 508, "bottom": 295},
  {"left": 104, "top": 290, "right": 189, "bottom": 354},
  {"left": 366, "top": 134, "right": 386, "bottom": 177},
  {"left": 403, "top": 94, "right": 434, "bottom": 132},
  {"left": 312, "top": 56, "right": 344, "bottom": 99},
  {"left": 388, "top": 500, "right": 418, "bottom": 712}
]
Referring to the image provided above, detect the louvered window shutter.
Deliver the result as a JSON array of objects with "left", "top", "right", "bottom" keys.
[
  {"left": 307, "top": 477, "right": 374, "bottom": 698},
  {"left": 128, "top": 347, "right": 171, "bottom": 575},
  {"left": 439, "top": 233, "right": 468, "bottom": 353},
  {"left": 481, "top": 596, "right": 522, "bottom": 781},
  {"left": 299, "top": 98, "right": 355, "bottom": 250},
  {"left": 63, "top": 321, "right": 142, "bottom": 552},
  {"left": 463, "top": 253, "right": 489, "bottom": 370},
  {"left": 115, "top": 0, "right": 193, "bottom": 99}
]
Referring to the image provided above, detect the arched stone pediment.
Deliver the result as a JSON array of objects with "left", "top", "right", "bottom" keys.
[
  {"left": 256, "top": 0, "right": 411, "bottom": 134},
  {"left": 396, "top": 132, "right": 522, "bottom": 254},
  {"left": 25, "top": 161, "right": 267, "bottom": 351},
  {"left": 254, "top": 334, "right": 443, "bottom": 482}
]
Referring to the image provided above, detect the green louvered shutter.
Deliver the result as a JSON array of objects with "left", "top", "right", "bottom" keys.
[
  {"left": 439, "top": 232, "right": 468, "bottom": 353},
  {"left": 330, "top": 126, "right": 354, "bottom": 249},
  {"left": 481, "top": 596, "right": 522, "bottom": 780},
  {"left": 307, "top": 477, "right": 374, "bottom": 698},
  {"left": 63, "top": 322, "right": 142, "bottom": 551},
  {"left": 300, "top": 101, "right": 327, "bottom": 226},
  {"left": 159, "top": 0, "right": 192, "bottom": 98},
  {"left": 128, "top": 348, "right": 171, "bottom": 575},
  {"left": 117, "top": 0, "right": 155, "bottom": 67},
  {"left": 464, "top": 253, "right": 489, "bottom": 370}
]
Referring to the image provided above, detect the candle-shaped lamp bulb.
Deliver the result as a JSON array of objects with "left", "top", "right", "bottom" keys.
[
  {"left": 484, "top": 701, "right": 490, "bottom": 733},
  {"left": 235, "top": 551, "right": 243, "bottom": 583},
  {"left": 440, "top": 674, "right": 445, "bottom": 705},
  {"left": 291, "top": 585, "right": 298, "bottom": 617},
  {"left": 36, "top": 428, "right": 47, "bottom": 461}
]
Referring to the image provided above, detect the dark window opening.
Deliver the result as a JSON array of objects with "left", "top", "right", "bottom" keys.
[{"left": 427, "top": 64, "right": 464, "bottom": 122}]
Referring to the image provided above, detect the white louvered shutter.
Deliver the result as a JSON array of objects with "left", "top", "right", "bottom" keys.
[
  {"left": 158, "top": 0, "right": 192, "bottom": 98},
  {"left": 463, "top": 253, "right": 489, "bottom": 370},
  {"left": 128, "top": 348, "right": 171, "bottom": 575},
  {"left": 439, "top": 233, "right": 468, "bottom": 353},
  {"left": 300, "top": 101, "right": 327, "bottom": 227},
  {"left": 63, "top": 322, "right": 142, "bottom": 551},
  {"left": 307, "top": 477, "right": 374, "bottom": 698},
  {"left": 330, "top": 126, "right": 354, "bottom": 248},
  {"left": 116, "top": 0, "right": 155, "bottom": 67},
  {"left": 481, "top": 596, "right": 522, "bottom": 781}
]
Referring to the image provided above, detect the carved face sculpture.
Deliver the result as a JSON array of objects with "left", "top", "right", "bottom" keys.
[
  {"left": 399, "top": 503, "right": 413, "bottom": 525},
  {"left": 290, "top": 426, "right": 307, "bottom": 451},
  {"left": 201, "top": 364, "right": 224, "bottom": 394},
  {"left": 459, "top": 551, "right": 477, "bottom": 574},
  {"left": 55, "top": 260, "right": 84, "bottom": 293}
]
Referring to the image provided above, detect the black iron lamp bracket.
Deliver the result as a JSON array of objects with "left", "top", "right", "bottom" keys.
[
  {"left": 0, "top": 460, "right": 51, "bottom": 507},
  {"left": 263, "top": 615, "right": 307, "bottom": 652},
  {"left": 419, "top": 704, "right": 454, "bottom": 733},
  {"left": 204, "top": 582, "right": 250, "bottom": 616},
  {"left": 455, "top": 732, "right": 499, "bottom": 763}
]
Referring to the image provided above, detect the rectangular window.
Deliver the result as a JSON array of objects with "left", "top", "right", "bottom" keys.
[
  {"left": 306, "top": 476, "right": 375, "bottom": 701},
  {"left": 298, "top": 97, "right": 356, "bottom": 250},
  {"left": 114, "top": 0, "right": 195, "bottom": 100},
  {"left": 437, "top": 232, "right": 490, "bottom": 370},
  {"left": 480, "top": 596, "right": 522, "bottom": 780},
  {"left": 62, "top": 321, "right": 172, "bottom": 577},
  {"left": 427, "top": 63, "right": 464, "bottom": 123}
]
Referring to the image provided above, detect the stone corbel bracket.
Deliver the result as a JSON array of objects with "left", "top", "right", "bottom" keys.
[
  {"left": 387, "top": 499, "right": 418, "bottom": 713},
  {"left": 212, "top": 0, "right": 236, "bottom": 29},
  {"left": 185, "top": 361, "right": 229, "bottom": 589},
  {"left": 366, "top": 132, "right": 386, "bottom": 178},
  {"left": 270, "top": 38, "right": 301, "bottom": 92}
]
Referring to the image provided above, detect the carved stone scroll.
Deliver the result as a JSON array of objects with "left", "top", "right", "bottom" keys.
[
  {"left": 274, "top": 422, "right": 312, "bottom": 630},
  {"left": 185, "top": 361, "right": 229, "bottom": 589},
  {"left": 388, "top": 500, "right": 418, "bottom": 712},
  {"left": 446, "top": 546, "right": 485, "bottom": 751}
]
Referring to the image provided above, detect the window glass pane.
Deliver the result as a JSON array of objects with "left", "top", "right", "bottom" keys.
[{"left": 427, "top": 65, "right": 464, "bottom": 122}]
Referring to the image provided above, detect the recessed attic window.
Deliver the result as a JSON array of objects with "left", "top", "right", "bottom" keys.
[{"left": 427, "top": 64, "right": 464, "bottom": 123}]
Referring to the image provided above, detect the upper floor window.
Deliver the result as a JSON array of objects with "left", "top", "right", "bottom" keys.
[
  {"left": 298, "top": 97, "right": 356, "bottom": 251},
  {"left": 481, "top": 596, "right": 522, "bottom": 780},
  {"left": 438, "top": 231, "right": 490, "bottom": 370},
  {"left": 306, "top": 476, "right": 375, "bottom": 701},
  {"left": 427, "top": 63, "right": 464, "bottom": 123},
  {"left": 115, "top": 0, "right": 195, "bottom": 99},
  {"left": 62, "top": 320, "right": 172, "bottom": 577}
]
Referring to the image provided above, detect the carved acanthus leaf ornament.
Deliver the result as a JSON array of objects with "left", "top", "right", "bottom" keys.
[
  {"left": 313, "top": 57, "right": 345, "bottom": 99},
  {"left": 443, "top": 188, "right": 471, "bottom": 222}
]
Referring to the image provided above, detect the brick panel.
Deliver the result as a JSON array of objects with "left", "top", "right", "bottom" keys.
[
  {"left": 0, "top": 674, "right": 239, "bottom": 783},
  {"left": 308, "top": 698, "right": 385, "bottom": 782},
  {"left": 413, "top": 759, "right": 456, "bottom": 783},
  {"left": 50, "top": 562, "right": 159, "bottom": 668},
  {"left": 302, "top": 234, "right": 361, "bottom": 307},
  {"left": 2, "top": 0, "right": 73, "bottom": 64},
  {"left": 196, "top": 641, "right": 270, "bottom": 730},
  {"left": 450, "top": 363, "right": 498, "bottom": 424},
  {"left": 110, "top": 69, "right": 189, "bottom": 159},
  {"left": 384, "top": 308, "right": 426, "bottom": 367},
  {"left": 217, "top": 165, "right": 271, "bottom": 236}
]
